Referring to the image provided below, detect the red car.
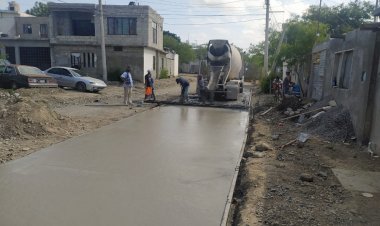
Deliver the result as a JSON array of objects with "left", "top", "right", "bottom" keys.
[{"left": 0, "top": 65, "right": 58, "bottom": 89}]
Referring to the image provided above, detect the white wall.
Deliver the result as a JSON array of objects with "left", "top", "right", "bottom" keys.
[
  {"left": 144, "top": 48, "right": 156, "bottom": 79},
  {"left": 174, "top": 53, "right": 179, "bottom": 77}
]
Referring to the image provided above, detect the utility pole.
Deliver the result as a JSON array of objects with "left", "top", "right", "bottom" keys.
[
  {"left": 375, "top": 0, "right": 379, "bottom": 23},
  {"left": 99, "top": 0, "right": 107, "bottom": 81},
  {"left": 264, "top": 0, "right": 270, "bottom": 76},
  {"left": 316, "top": 0, "right": 322, "bottom": 36}
]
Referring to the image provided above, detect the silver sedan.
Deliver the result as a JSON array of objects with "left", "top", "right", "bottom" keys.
[{"left": 45, "top": 67, "right": 107, "bottom": 92}]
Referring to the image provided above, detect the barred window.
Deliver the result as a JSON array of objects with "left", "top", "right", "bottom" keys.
[{"left": 23, "top": 24, "right": 32, "bottom": 34}]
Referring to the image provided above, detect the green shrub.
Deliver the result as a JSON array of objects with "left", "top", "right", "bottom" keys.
[
  {"left": 160, "top": 68, "right": 169, "bottom": 79},
  {"left": 108, "top": 68, "right": 122, "bottom": 82},
  {"left": 259, "top": 72, "right": 276, "bottom": 93}
]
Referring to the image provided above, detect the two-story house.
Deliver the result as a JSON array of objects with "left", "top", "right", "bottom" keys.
[
  {"left": 0, "top": 1, "right": 51, "bottom": 70},
  {"left": 48, "top": 2, "right": 165, "bottom": 81},
  {"left": 0, "top": 2, "right": 166, "bottom": 81}
]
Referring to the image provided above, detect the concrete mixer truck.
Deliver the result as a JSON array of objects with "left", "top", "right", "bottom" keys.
[{"left": 200, "top": 39, "right": 243, "bottom": 101}]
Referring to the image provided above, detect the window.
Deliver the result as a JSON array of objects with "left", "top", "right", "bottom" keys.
[
  {"left": 152, "top": 21, "right": 157, "bottom": 44},
  {"left": 113, "top": 46, "right": 123, "bottom": 51},
  {"left": 23, "top": 24, "right": 32, "bottom": 34},
  {"left": 47, "top": 68, "right": 61, "bottom": 74},
  {"left": 332, "top": 50, "right": 353, "bottom": 89},
  {"left": 75, "top": 52, "right": 96, "bottom": 68},
  {"left": 107, "top": 17, "right": 137, "bottom": 35},
  {"left": 72, "top": 20, "right": 95, "bottom": 36},
  {"left": 153, "top": 56, "right": 156, "bottom": 70},
  {"left": 4, "top": 66, "right": 16, "bottom": 75},
  {"left": 161, "top": 57, "right": 164, "bottom": 69},
  {"left": 40, "top": 24, "right": 48, "bottom": 38}
]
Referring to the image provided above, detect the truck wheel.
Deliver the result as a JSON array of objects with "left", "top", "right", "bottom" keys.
[
  {"left": 76, "top": 82, "right": 86, "bottom": 92},
  {"left": 239, "top": 83, "right": 243, "bottom": 93}
]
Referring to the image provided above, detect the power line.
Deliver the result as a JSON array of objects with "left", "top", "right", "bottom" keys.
[
  {"left": 160, "top": 13, "right": 266, "bottom": 16},
  {"left": 165, "top": 18, "right": 265, "bottom": 25},
  {"left": 139, "top": 0, "right": 250, "bottom": 7}
]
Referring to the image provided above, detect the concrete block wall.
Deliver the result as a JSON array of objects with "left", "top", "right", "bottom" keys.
[
  {"left": 51, "top": 45, "right": 99, "bottom": 78},
  {"left": 15, "top": 17, "right": 49, "bottom": 40},
  {"left": 310, "top": 30, "right": 378, "bottom": 143},
  {"left": 106, "top": 46, "right": 145, "bottom": 82}
]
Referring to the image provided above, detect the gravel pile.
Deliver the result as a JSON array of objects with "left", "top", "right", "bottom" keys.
[{"left": 305, "top": 107, "right": 355, "bottom": 142}]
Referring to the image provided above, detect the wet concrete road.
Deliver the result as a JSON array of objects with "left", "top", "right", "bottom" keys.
[{"left": 0, "top": 106, "right": 248, "bottom": 226}]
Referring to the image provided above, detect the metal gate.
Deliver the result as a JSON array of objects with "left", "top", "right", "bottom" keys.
[{"left": 19, "top": 47, "right": 51, "bottom": 70}]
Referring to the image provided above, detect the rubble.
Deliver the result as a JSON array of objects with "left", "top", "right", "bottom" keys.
[
  {"left": 305, "top": 107, "right": 355, "bottom": 142},
  {"left": 254, "top": 142, "right": 272, "bottom": 152},
  {"left": 300, "top": 173, "right": 314, "bottom": 182}
]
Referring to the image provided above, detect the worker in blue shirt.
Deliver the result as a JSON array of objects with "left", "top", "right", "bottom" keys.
[{"left": 176, "top": 77, "right": 190, "bottom": 103}]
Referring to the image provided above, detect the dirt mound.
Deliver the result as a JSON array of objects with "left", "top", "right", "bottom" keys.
[
  {"left": 0, "top": 96, "right": 64, "bottom": 139},
  {"left": 305, "top": 107, "right": 355, "bottom": 142},
  {"left": 276, "top": 96, "right": 304, "bottom": 111}
]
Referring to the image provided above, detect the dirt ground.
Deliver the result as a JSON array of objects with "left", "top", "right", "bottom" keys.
[
  {"left": 0, "top": 75, "right": 196, "bottom": 163},
  {"left": 230, "top": 86, "right": 380, "bottom": 226}
]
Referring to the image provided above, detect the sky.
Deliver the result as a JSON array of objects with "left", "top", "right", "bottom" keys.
[{"left": 0, "top": 0, "right": 345, "bottom": 50}]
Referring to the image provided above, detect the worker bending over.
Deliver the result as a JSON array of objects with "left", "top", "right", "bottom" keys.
[{"left": 176, "top": 77, "right": 189, "bottom": 103}]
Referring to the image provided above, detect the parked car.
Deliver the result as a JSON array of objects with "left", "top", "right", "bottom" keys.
[
  {"left": 0, "top": 64, "right": 58, "bottom": 89},
  {"left": 45, "top": 67, "right": 107, "bottom": 92}
]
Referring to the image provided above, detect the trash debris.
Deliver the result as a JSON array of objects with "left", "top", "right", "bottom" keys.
[
  {"left": 329, "top": 100, "right": 337, "bottom": 107},
  {"left": 362, "top": 193, "right": 373, "bottom": 198},
  {"left": 368, "top": 142, "right": 376, "bottom": 157},
  {"left": 243, "top": 151, "right": 254, "bottom": 158},
  {"left": 317, "top": 171, "right": 328, "bottom": 179},
  {"left": 252, "top": 151, "right": 265, "bottom": 158},
  {"left": 271, "top": 134, "right": 280, "bottom": 140},
  {"left": 300, "top": 173, "right": 314, "bottom": 182},
  {"left": 280, "top": 139, "right": 297, "bottom": 151},
  {"left": 298, "top": 114, "right": 306, "bottom": 123},
  {"left": 311, "top": 111, "right": 325, "bottom": 119},
  {"left": 260, "top": 107, "right": 273, "bottom": 116},
  {"left": 297, "top": 133, "right": 310, "bottom": 143},
  {"left": 255, "top": 142, "right": 272, "bottom": 152}
]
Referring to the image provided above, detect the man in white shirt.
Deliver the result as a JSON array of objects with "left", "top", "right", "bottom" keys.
[{"left": 120, "top": 66, "right": 134, "bottom": 106}]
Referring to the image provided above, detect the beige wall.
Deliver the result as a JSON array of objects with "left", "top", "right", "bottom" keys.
[{"left": 16, "top": 17, "right": 49, "bottom": 40}]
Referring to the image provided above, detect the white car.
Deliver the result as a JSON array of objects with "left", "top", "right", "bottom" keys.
[{"left": 45, "top": 67, "right": 107, "bottom": 92}]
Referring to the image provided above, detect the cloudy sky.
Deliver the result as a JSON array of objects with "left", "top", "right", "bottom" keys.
[{"left": 1, "top": 0, "right": 341, "bottom": 50}]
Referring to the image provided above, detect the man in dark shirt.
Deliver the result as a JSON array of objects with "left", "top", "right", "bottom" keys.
[
  {"left": 283, "top": 71, "right": 292, "bottom": 95},
  {"left": 176, "top": 77, "right": 190, "bottom": 103}
]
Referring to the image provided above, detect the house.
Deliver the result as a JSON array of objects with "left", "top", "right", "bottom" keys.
[
  {"left": 0, "top": 2, "right": 50, "bottom": 70},
  {"left": 48, "top": 2, "right": 165, "bottom": 81},
  {"left": 0, "top": 1, "right": 175, "bottom": 82},
  {"left": 308, "top": 26, "right": 380, "bottom": 149}
]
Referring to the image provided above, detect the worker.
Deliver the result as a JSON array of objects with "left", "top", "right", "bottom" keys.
[
  {"left": 176, "top": 77, "right": 190, "bottom": 103},
  {"left": 144, "top": 70, "right": 156, "bottom": 101},
  {"left": 120, "top": 66, "right": 133, "bottom": 106},
  {"left": 283, "top": 71, "right": 293, "bottom": 95}
]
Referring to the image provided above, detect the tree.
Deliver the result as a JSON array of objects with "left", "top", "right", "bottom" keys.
[
  {"left": 278, "top": 19, "right": 328, "bottom": 66},
  {"left": 26, "top": 2, "right": 49, "bottom": 17},
  {"left": 163, "top": 30, "right": 195, "bottom": 64},
  {"left": 303, "top": 1, "right": 375, "bottom": 36}
]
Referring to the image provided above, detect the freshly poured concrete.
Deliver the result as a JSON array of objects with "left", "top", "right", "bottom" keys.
[{"left": 0, "top": 106, "right": 248, "bottom": 226}]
